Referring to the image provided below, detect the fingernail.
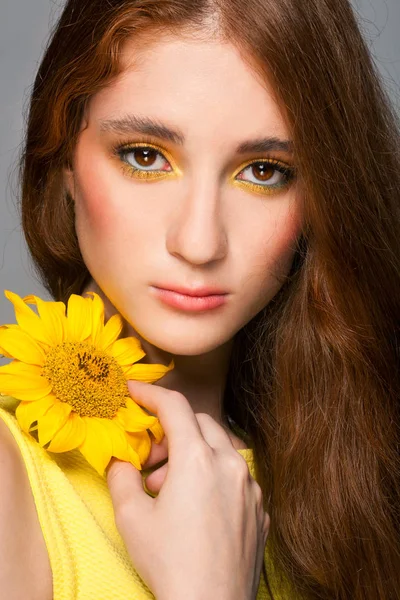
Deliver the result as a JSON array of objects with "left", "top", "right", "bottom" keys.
[
  {"left": 127, "top": 379, "right": 144, "bottom": 389},
  {"left": 128, "top": 379, "right": 147, "bottom": 386}
]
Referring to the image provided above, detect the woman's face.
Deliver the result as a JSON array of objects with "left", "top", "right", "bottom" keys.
[{"left": 65, "top": 34, "right": 302, "bottom": 356}]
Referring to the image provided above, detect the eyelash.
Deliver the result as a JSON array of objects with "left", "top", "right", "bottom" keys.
[{"left": 112, "top": 141, "right": 296, "bottom": 196}]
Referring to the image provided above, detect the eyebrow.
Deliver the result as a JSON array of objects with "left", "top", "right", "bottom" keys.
[{"left": 99, "top": 114, "right": 293, "bottom": 155}]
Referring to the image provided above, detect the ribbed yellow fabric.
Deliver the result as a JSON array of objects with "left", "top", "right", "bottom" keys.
[{"left": 0, "top": 396, "right": 292, "bottom": 600}]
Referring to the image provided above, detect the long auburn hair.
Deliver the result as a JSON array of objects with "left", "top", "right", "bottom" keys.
[{"left": 18, "top": 0, "right": 400, "bottom": 598}]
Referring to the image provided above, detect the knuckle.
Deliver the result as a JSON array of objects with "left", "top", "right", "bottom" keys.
[
  {"left": 263, "top": 513, "right": 271, "bottom": 538},
  {"left": 195, "top": 412, "right": 214, "bottom": 424},
  {"left": 254, "top": 482, "right": 264, "bottom": 504},
  {"left": 168, "top": 390, "right": 187, "bottom": 403},
  {"left": 186, "top": 440, "right": 213, "bottom": 467},
  {"left": 113, "top": 501, "right": 132, "bottom": 530},
  {"left": 226, "top": 453, "right": 250, "bottom": 478}
]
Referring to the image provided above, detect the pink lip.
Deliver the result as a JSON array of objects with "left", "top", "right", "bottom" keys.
[
  {"left": 150, "top": 286, "right": 229, "bottom": 312},
  {"left": 152, "top": 283, "right": 228, "bottom": 297}
]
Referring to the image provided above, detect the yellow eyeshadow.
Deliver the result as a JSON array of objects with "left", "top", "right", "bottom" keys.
[
  {"left": 117, "top": 141, "right": 182, "bottom": 181},
  {"left": 119, "top": 162, "right": 175, "bottom": 181},
  {"left": 233, "top": 180, "right": 285, "bottom": 196},
  {"left": 115, "top": 141, "right": 295, "bottom": 195},
  {"left": 229, "top": 157, "right": 295, "bottom": 196}
]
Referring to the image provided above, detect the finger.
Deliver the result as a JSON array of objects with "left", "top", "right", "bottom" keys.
[
  {"left": 195, "top": 412, "right": 234, "bottom": 452},
  {"left": 141, "top": 411, "right": 232, "bottom": 469},
  {"left": 141, "top": 410, "right": 234, "bottom": 470},
  {"left": 141, "top": 433, "right": 169, "bottom": 470},
  {"left": 127, "top": 380, "right": 204, "bottom": 459},
  {"left": 263, "top": 513, "right": 271, "bottom": 542},
  {"left": 106, "top": 458, "right": 153, "bottom": 516},
  {"left": 141, "top": 412, "right": 233, "bottom": 484},
  {"left": 143, "top": 462, "right": 169, "bottom": 496},
  {"left": 142, "top": 411, "right": 232, "bottom": 471}
]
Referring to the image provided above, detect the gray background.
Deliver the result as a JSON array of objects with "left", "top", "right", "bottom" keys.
[{"left": 0, "top": 0, "right": 399, "bottom": 326}]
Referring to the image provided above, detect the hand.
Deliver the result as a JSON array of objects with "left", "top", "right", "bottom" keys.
[{"left": 106, "top": 380, "right": 270, "bottom": 600}]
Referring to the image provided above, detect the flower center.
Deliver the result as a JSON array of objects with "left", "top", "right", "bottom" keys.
[{"left": 42, "top": 341, "right": 129, "bottom": 418}]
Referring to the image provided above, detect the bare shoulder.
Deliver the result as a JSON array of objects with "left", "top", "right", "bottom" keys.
[{"left": 0, "top": 417, "right": 53, "bottom": 600}]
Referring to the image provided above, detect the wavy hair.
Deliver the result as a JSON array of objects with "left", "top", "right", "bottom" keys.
[{"left": 19, "top": 0, "right": 400, "bottom": 597}]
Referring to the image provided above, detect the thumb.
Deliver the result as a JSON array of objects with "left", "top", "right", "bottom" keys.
[{"left": 106, "top": 458, "right": 153, "bottom": 519}]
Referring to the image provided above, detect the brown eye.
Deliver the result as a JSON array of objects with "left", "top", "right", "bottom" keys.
[
  {"left": 251, "top": 163, "right": 275, "bottom": 182},
  {"left": 236, "top": 159, "right": 294, "bottom": 190},
  {"left": 133, "top": 147, "right": 159, "bottom": 168},
  {"left": 118, "top": 145, "right": 172, "bottom": 173}
]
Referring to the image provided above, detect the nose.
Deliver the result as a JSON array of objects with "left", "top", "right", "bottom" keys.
[{"left": 166, "top": 178, "right": 228, "bottom": 265}]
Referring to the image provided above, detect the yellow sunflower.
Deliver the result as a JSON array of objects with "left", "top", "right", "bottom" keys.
[{"left": 0, "top": 290, "right": 174, "bottom": 477}]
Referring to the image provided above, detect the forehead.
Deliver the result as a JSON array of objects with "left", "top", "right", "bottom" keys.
[{"left": 86, "top": 35, "right": 289, "bottom": 143}]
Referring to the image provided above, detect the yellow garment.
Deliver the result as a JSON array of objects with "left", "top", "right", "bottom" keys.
[{"left": 0, "top": 396, "right": 288, "bottom": 599}]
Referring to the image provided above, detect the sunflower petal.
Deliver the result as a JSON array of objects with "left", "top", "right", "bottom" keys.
[
  {"left": 4, "top": 290, "right": 52, "bottom": 347},
  {"left": 78, "top": 417, "right": 114, "bottom": 477},
  {"left": 125, "top": 429, "right": 153, "bottom": 465},
  {"left": 99, "top": 314, "right": 123, "bottom": 351},
  {"left": 0, "top": 361, "right": 52, "bottom": 400},
  {"left": 124, "top": 359, "right": 175, "bottom": 383},
  {"left": 0, "top": 326, "right": 21, "bottom": 353},
  {"left": 0, "top": 327, "right": 14, "bottom": 358},
  {"left": 148, "top": 419, "right": 165, "bottom": 444},
  {"left": 46, "top": 412, "right": 86, "bottom": 452},
  {"left": 102, "top": 419, "right": 141, "bottom": 469},
  {"left": 66, "top": 294, "right": 92, "bottom": 342},
  {"left": 114, "top": 397, "right": 160, "bottom": 432},
  {"left": 110, "top": 337, "right": 146, "bottom": 366},
  {"left": 24, "top": 295, "right": 67, "bottom": 346},
  {"left": 0, "top": 361, "right": 42, "bottom": 376},
  {"left": 37, "top": 401, "right": 73, "bottom": 447},
  {"left": 0, "top": 328, "right": 46, "bottom": 366},
  {"left": 15, "top": 394, "right": 56, "bottom": 434},
  {"left": 84, "top": 292, "right": 105, "bottom": 346}
]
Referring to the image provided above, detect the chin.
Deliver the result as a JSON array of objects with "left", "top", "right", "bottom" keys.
[
  {"left": 130, "top": 319, "right": 232, "bottom": 357},
  {"left": 146, "top": 332, "right": 227, "bottom": 356}
]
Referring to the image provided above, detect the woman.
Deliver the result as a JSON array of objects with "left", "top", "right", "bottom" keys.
[{"left": 0, "top": 0, "right": 399, "bottom": 598}]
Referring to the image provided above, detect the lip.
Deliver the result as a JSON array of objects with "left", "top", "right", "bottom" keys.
[
  {"left": 152, "top": 283, "right": 229, "bottom": 297},
  {"left": 150, "top": 285, "right": 229, "bottom": 312}
]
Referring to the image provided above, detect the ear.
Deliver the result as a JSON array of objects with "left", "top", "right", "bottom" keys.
[{"left": 62, "top": 164, "right": 76, "bottom": 200}]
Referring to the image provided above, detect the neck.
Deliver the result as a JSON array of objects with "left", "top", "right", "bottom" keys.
[{"left": 83, "top": 281, "right": 235, "bottom": 432}]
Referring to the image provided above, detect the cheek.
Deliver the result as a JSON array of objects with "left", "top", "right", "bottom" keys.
[
  {"left": 76, "top": 187, "right": 110, "bottom": 236},
  {"left": 74, "top": 158, "right": 120, "bottom": 236},
  {"left": 272, "top": 210, "right": 302, "bottom": 271},
  {"left": 245, "top": 203, "right": 302, "bottom": 300},
  {"left": 72, "top": 157, "right": 159, "bottom": 284},
  {"left": 257, "top": 200, "right": 301, "bottom": 264},
  {"left": 73, "top": 152, "right": 147, "bottom": 252}
]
